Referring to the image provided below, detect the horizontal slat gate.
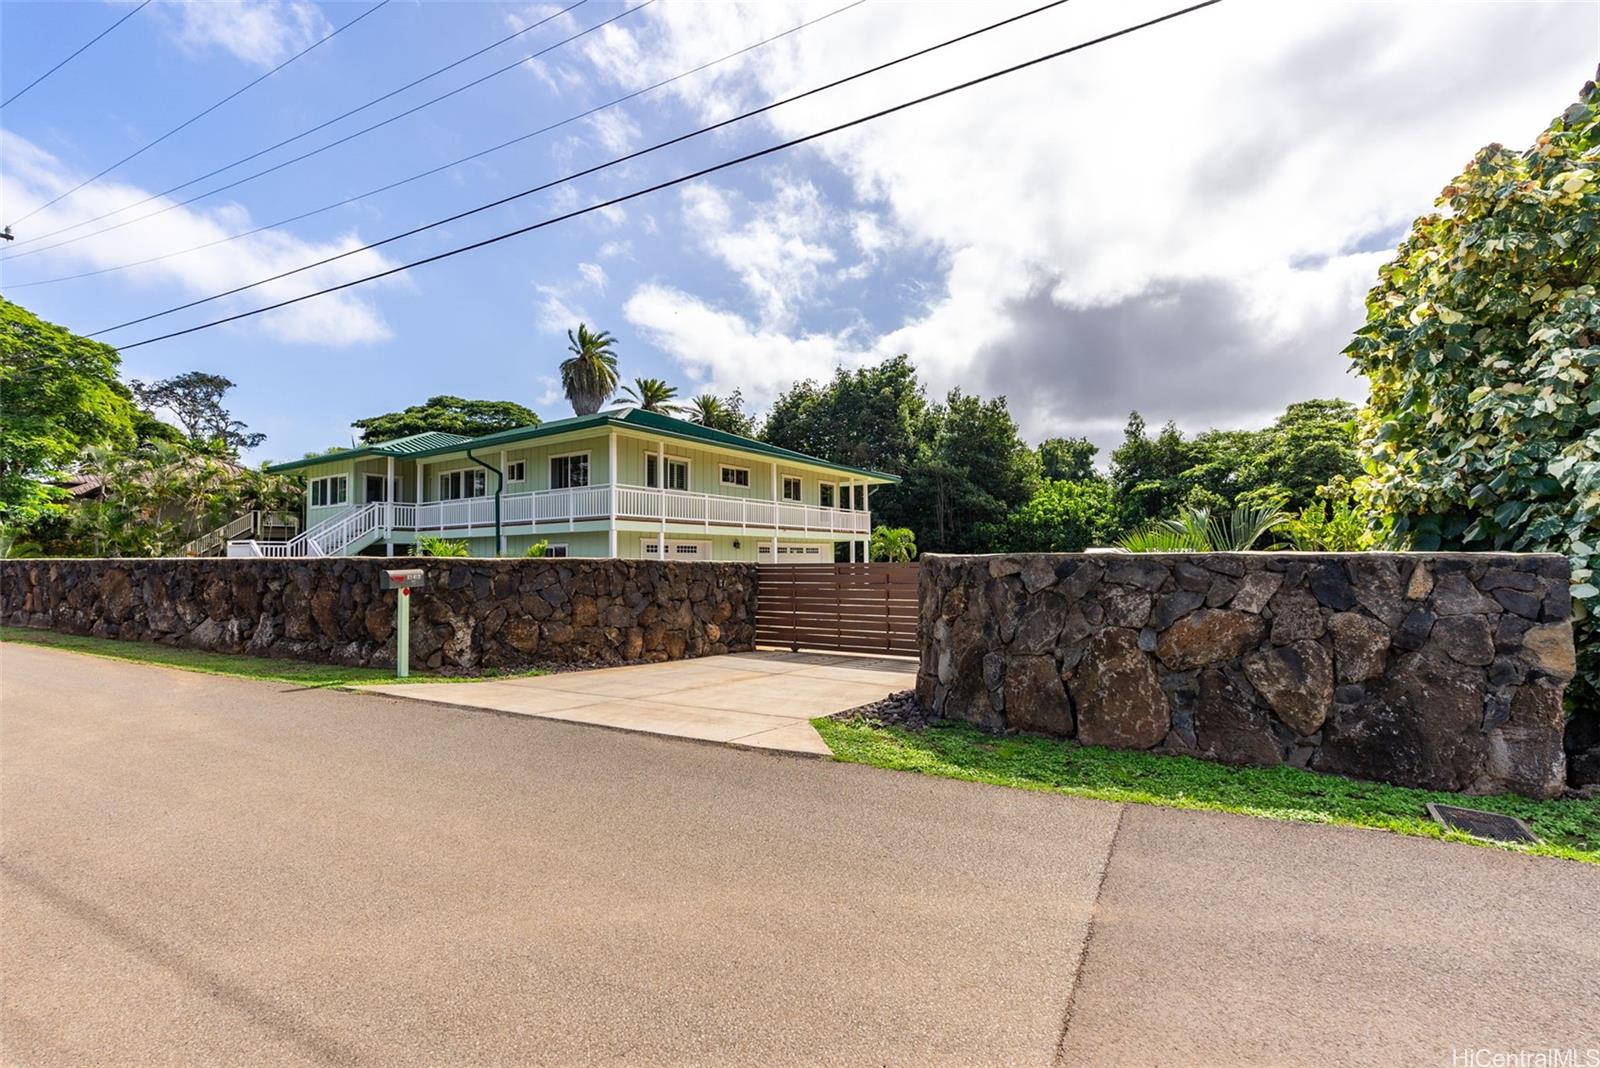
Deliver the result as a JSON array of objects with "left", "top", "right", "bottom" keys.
[{"left": 756, "top": 563, "right": 919, "bottom": 656}]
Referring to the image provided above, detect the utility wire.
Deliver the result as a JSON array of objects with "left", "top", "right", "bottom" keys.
[
  {"left": 90, "top": 0, "right": 1077, "bottom": 336},
  {"left": 2, "top": 0, "right": 590, "bottom": 254},
  {"left": 2, "top": 0, "right": 153, "bottom": 109},
  {"left": 6, "top": 0, "right": 866, "bottom": 290},
  {"left": 5, "top": 0, "right": 391, "bottom": 232},
  {"left": 107, "top": 0, "right": 1224, "bottom": 351}
]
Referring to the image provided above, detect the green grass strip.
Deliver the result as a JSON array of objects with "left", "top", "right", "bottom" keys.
[
  {"left": 814, "top": 716, "right": 1600, "bottom": 865},
  {"left": 0, "top": 625, "right": 541, "bottom": 688}
]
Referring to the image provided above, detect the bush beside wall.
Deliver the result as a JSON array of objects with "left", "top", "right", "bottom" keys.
[
  {"left": 917, "top": 552, "right": 1579, "bottom": 798},
  {"left": 1, "top": 558, "right": 758, "bottom": 671}
]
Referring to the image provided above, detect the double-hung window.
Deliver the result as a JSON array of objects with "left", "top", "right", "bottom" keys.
[
  {"left": 438, "top": 469, "right": 486, "bottom": 500},
  {"left": 782, "top": 476, "right": 803, "bottom": 502},
  {"left": 309, "top": 475, "right": 348, "bottom": 507},
  {"left": 646, "top": 455, "right": 689, "bottom": 492},
  {"left": 506, "top": 461, "right": 526, "bottom": 483},
  {"left": 550, "top": 453, "right": 590, "bottom": 489},
  {"left": 719, "top": 465, "right": 749, "bottom": 488}
]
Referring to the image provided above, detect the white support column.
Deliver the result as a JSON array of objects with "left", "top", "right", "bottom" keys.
[
  {"left": 385, "top": 456, "right": 395, "bottom": 554},
  {"left": 499, "top": 449, "right": 508, "bottom": 556},
  {"left": 769, "top": 461, "right": 779, "bottom": 561},
  {"left": 863, "top": 482, "right": 871, "bottom": 560},
  {"left": 607, "top": 431, "right": 618, "bottom": 558},
  {"left": 657, "top": 439, "right": 666, "bottom": 560}
]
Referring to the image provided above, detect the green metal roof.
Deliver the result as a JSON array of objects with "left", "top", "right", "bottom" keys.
[
  {"left": 265, "top": 430, "right": 473, "bottom": 472},
  {"left": 267, "top": 409, "right": 900, "bottom": 483}
]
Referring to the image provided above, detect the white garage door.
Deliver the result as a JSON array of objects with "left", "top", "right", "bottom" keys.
[
  {"left": 757, "top": 542, "right": 828, "bottom": 562},
  {"left": 640, "top": 540, "right": 712, "bottom": 560}
]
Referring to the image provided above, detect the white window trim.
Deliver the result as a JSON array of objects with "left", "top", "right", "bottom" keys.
[
  {"left": 818, "top": 481, "right": 837, "bottom": 509},
  {"left": 436, "top": 467, "right": 488, "bottom": 501},
  {"left": 309, "top": 475, "right": 349, "bottom": 508},
  {"left": 719, "top": 464, "right": 751, "bottom": 488},
  {"left": 646, "top": 453, "right": 691, "bottom": 492},
  {"left": 506, "top": 460, "right": 527, "bottom": 483},
  {"left": 544, "top": 542, "right": 569, "bottom": 558},
  {"left": 781, "top": 475, "right": 803, "bottom": 503},
  {"left": 549, "top": 450, "right": 592, "bottom": 490}
]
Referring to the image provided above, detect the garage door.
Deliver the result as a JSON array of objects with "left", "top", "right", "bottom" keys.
[
  {"left": 756, "top": 542, "right": 828, "bottom": 562},
  {"left": 640, "top": 539, "right": 711, "bottom": 560}
]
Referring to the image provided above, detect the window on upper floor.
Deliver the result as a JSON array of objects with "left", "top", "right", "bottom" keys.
[
  {"left": 550, "top": 453, "right": 590, "bottom": 489},
  {"left": 818, "top": 482, "right": 836, "bottom": 508},
  {"left": 309, "top": 475, "right": 348, "bottom": 507},
  {"left": 782, "top": 476, "right": 803, "bottom": 502},
  {"left": 719, "top": 465, "right": 750, "bottom": 488},
  {"left": 438, "top": 469, "right": 487, "bottom": 500},
  {"left": 646, "top": 455, "right": 689, "bottom": 492},
  {"left": 507, "top": 461, "right": 526, "bottom": 483}
]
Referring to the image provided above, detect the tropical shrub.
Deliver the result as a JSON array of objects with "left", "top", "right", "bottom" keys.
[
  {"left": 415, "top": 536, "right": 469, "bottom": 557},
  {"left": 1280, "top": 482, "right": 1398, "bottom": 552},
  {"left": 1343, "top": 70, "right": 1600, "bottom": 712},
  {"left": 869, "top": 525, "right": 918, "bottom": 562},
  {"left": 1117, "top": 502, "right": 1289, "bottom": 553},
  {"left": 523, "top": 539, "right": 550, "bottom": 558}
]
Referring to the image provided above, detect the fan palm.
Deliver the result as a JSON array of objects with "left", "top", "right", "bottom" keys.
[
  {"left": 620, "top": 377, "right": 682, "bottom": 413},
  {"left": 561, "top": 324, "right": 620, "bottom": 415},
  {"left": 1116, "top": 502, "right": 1289, "bottom": 553},
  {"left": 869, "top": 525, "right": 918, "bottom": 562}
]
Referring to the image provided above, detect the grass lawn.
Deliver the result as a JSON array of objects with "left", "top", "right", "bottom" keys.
[
  {"left": 0, "top": 625, "right": 542, "bottom": 688},
  {"left": 815, "top": 716, "right": 1600, "bottom": 865}
]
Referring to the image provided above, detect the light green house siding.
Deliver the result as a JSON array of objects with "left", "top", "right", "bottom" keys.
[
  {"left": 612, "top": 433, "right": 865, "bottom": 509},
  {"left": 414, "top": 433, "right": 611, "bottom": 502}
]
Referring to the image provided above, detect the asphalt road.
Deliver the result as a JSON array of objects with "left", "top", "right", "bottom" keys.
[{"left": 3, "top": 644, "right": 1596, "bottom": 1066}]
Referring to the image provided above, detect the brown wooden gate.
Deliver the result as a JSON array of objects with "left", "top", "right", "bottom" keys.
[{"left": 755, "top": 563, "right": 920, "bottom": 656}]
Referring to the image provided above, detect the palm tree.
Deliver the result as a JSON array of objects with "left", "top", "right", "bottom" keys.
[
  {"left": 620, "top": 377, "right": 682, "bottom": 413},
  {"left": 869, "top": 525, "right": 917, "bottom": 563},
  {"left": 561, "top": 324, "right": 620, "bottom": 415},
  {"left": 686, "top": 393, "right": 726, "bottom": 427}
]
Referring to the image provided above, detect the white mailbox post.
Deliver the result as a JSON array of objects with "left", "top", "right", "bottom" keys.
[{"left": 379, "top": 568, "right": 426, "bottom": 677}]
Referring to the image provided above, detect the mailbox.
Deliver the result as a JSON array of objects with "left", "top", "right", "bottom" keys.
[{"left": 380, "top": 568, "right": 425, "bottom": 591}]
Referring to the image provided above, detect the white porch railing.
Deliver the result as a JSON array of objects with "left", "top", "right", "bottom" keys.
[{"left": 227, "top": 484, "right": 870, "bottom": 557}]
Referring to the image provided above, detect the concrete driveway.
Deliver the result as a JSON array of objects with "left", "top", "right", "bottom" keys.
[
  {"left": 4, "top": 644, "right": 1597, "bottom": 1066},
  {"left": 363, "top": 649, "right": 914, "bottom": 755}
]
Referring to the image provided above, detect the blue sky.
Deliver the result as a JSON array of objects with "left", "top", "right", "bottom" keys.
[{"left": 1, "top": 0, "right": 1596, "bottom": 465}]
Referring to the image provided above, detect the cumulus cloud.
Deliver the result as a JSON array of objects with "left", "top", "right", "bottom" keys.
[
  {"left": 162, "top": 0, "right": 333, "bottom": 68},
  {"left": 0, "top": 135, "right": 397, "bottom": 346},
  {"left": 598, "top": 0, "right": 1596, "bottom": 447}
]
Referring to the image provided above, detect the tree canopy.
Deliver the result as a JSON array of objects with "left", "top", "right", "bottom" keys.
[
  {"left": 1038, "top": 436, "right": 1099, "bottom": 482},
  {"left": 0, "top": 298, "right": 138, "bottom": 526},
  {"left": 1345, "top": 69, "right": 1600, "bottom": 705},
  {"left": 130, "top": 371, "right": 265, "bottom": 454},
  {"left": 352, "top": 396, "right": 540, "bottom": 443}
]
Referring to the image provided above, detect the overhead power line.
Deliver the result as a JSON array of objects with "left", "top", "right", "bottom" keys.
[
  {"left": 5, "top": 0, "right": 867, "bottom": 291},
  {"left": 90, "top": 0, "right": 1077, "bottom": 337},
  {"left": 107, "top": 0, "right": 1224, "bottom": 351},
  {"left": 2, "top": 0, "right": 592, "bottom": 255},
  {"left": 2, "top": 0, "right": 153, "bottom": 109},
  {"left": 5, "top": 0, "right": 391, "bottom": 231}
]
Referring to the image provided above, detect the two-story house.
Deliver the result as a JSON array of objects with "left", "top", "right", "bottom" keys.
[{"left": 232, "top": 407, "right": 898, "bottom": 562}]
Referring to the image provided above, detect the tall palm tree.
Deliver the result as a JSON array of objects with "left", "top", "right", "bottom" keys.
[
  {"left": 686, "top": 393, "right": 726, "bottom": 428},
  {"left": 561, "top": 324, "right": 620, "bottom": 415},
  {"left": 620, "top": 376, "right": 682, "bottom": 414}
]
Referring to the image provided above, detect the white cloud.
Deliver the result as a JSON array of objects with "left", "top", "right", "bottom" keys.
[
  {"left": 533, "top": 283, "right": 586, "bottom": 335},
  {"left": 680, "top": 176, "right": 839, "bottom": 328},
  {"left": 593, "top": 0, "right": 1597, "bottom": 446},
  {"left": 162, "top": 0, "right": 332, "bottom": 68},
  {"left": 578, "top": 262, "right": 607, "bottom": 290},
  {"left": 597, "top": 240, "right": 633, "bottom": 260},
  {"left": 0, "top": 135, "right": 397, "bottom": 346}
]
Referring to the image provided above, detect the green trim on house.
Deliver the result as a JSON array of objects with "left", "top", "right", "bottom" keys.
[{"left": 267, "top": 409, "right": 900, "bottom": 484}]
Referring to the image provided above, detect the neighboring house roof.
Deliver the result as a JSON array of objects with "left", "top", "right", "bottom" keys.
[{"left": 266, "top": 409, "right": 901, "bottom": 483}]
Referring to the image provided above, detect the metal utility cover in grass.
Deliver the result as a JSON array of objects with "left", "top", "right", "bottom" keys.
[{"left": 1425, "top": 804, "right": 1540, "bottom": 845}]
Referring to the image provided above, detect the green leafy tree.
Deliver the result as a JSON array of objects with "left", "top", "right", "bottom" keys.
[
  {"left": 353, "top": 395, "right": 540, "bottom": 443},
  {"left": 0, "top": 298, "right": 137, "bottom": 527},
  {"left": 1344, "top": 71, "right": 1600, "bottom": 714},
  {"left": 129, "top": 371, "right": 265, "bottom": 454},
  {"left": 869, "top": 525, "right": 918, "bottom": 562},
  {"left": 619, "top": 377, "right": 682, "bottom": 413},
  {"left": 1038, "top": 436, "right": 1099, "bottom": 482},
  {"left": 561, "top": 324, "right": 620, "bottom": 415},
  {"left": 979, "top": 478, "right": 1117, "bottom": 553}
]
